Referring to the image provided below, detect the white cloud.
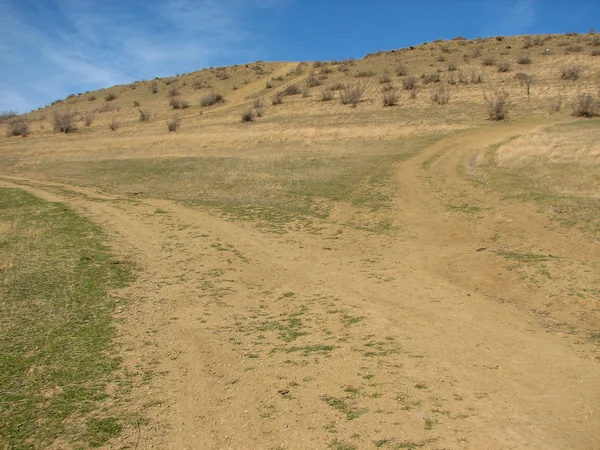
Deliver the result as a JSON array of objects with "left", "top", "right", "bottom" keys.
[{"left": 0, "top": 0, "right": 286, "bottom": 112}]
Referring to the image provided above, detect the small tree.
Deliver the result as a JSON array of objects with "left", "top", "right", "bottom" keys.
[
  {"left": 52, "top": 110, "right": 77, "bottom": 133},
  {"left": 515, "top": 73, "right": 534, "bottom": 97}
]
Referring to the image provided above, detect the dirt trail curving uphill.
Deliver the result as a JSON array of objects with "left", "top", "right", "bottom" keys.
[{"left": 2, "top": 122, "right": 599, "bottom": 449}]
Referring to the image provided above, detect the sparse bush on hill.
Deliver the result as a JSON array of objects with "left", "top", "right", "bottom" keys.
[
  {"left": 592, "top": 49, "right": 600, "bottom": 56},
  {"left": 471, "top": 71, "right": 484, "bottom": 83},
  {"left": 340, "top": 84, "right": 364, "bottom": 107},
  {"left": 564, "top": 45, "right": 583, "bottom": 54},
  {"left": 330, "top": 82, "right": 345, "bottom": 91},
  {"left": 169, "top": 97, "right": 190, "bottom": 109},
  {"left": 572, "top": 93, "right": 599, "bottom": 117},
  {"left": 52, "top": 110, "right": 77, "bottom": 133},
  {"left": 561, "top": 65, "right": 581, "bottom": 80},
  {"left": 241, "top": 109, "right": 256, "bottom": 122},
  {"left": 313, "top": 61, "right": 326, "bottom": 68},
  {"left": 422, "top": 72, "right": 440, "bottom": 84},
  {"left": 484, "top": 90, "right": 510, "bottom": 120},
  {"left": 253, "top": 98, "right": 264, "bottom": 109},
  {"left": 482, "top": 56, "right": 495, "bottom": 66},
  {"left": 281, "top": 85, "right": 302, "bottom": 96},
  {"left": 167, "top": 114, "right": 181, "bottom": 132},
  {"left": 133, "top": 100, "right": 141, "bottom": 107},
  {"left": 104, "top": 93, "right": 117, "bottom": 101},
  {"left": 265, "top": 81, "right": 273, "bottom": 89},
  {"left": 381, "top": 83, "right": 394, "bottom": 92},
  {"left": 395, "top": 65, "right": 407, "bottom": 76},
  {"left": 496, "top": 60, "right": 510, "bottom": 72},
  {"left": 272, "top": 93, "right": 283, "bottom": 105},
  {"left": 447, "top": 62, "right": 458, "bottom": 71},
  {"left": 517, "top": 55, "right": 532, "bottom": 65},
  {"left": 150, "top": 84, "right": 159, "bottom": 94},
  {"left": 301, "top": 85, "right": 311, "bottom": 98},
  {"left": 168, "top": 87, "right": 180, "bottom": 97},
  {"left": 379, "top": 71, "right": 391, "bottom": 84},
  {"left": 0, "top": 110, "right": 17, "bottom": 123},
  {"left": 321, "top": 89, "right": 334, "bottom": 101},
  {"left": 306, "top": 75, "right": 321, "bottom": 87},
  {"left": 109, "top": 119, "right": 119, "bottom": 131},
  {"left": 403, "top": 76, "right": 416, "bottom": 90},
  {"left": 139, "top": 109, "right": 151, "bottom": 122},
  {"left": 355, "top": 70, "right": 376, "bottom": 78},
  {"left": 431, "top": 83, "right": 450, "bottom": 105},
  {"left": 200, "top": 92, "right": 225, "bottom": 107},
  {"left": 88, "top": 95, "right": 96, "bottom": 101},
  {"left": 82, "top": 111, "right": 95, "bottom": 126},
  {"left": 5, "top": 119, "right": 29, "bottom": 137},
  {"left": 382, "top": 90, "right": 399, "bottom": 107}
]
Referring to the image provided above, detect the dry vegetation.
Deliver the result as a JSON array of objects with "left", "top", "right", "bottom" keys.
[{"left": 2, "top": 32, "right": 600, "bottom": 450}]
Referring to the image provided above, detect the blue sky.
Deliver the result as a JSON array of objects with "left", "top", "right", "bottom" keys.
[{"left": 1, "top": 0, "right": 598, "bottom": 113}]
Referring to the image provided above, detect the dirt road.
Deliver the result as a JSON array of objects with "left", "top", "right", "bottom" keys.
[{"left": 2, "top": 122, "right": 598, "bottom": 449}]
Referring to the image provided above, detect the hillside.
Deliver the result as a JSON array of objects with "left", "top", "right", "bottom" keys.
[{"left": 1, "top": 33, "right": 600, "bottom": 449}]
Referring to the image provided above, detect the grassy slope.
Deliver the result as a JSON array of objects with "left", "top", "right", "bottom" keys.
[{"left": 0, "top": 188, "right": 133, "bottom": 448}]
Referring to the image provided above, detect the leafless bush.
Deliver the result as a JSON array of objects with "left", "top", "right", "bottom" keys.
[
  {"left": 471, "top": 71, "right": 484, "bottom": 83},
  {"left": 150, "top": 84, "right": 159, "bottom": 94},
  {"left": 306, "top": 75, "right": 321, "bottom": 87},
  {"left": 379, "top": 71, "right": 391, "bottom": 84},
  {"left": 272, "top": 93, "right": 283, "bottom": 105},
  {"left": 395, "top": 65, "right": 407, "bottom": 76},
  {"left": 88, "top": 95, "right": 96, "bottom": 101},
  {"left": 139, "top": 109, "right": 151, "bottom": 122},
  {"left": 301, "top": 85, "right": 310, "bottom": 98},
  {"left": 572, "top": 93, "right": 599, "bottom": 117},
  {"left": 431, "top": 83, "right": 450, "bottom": 105},
  {"left": 200, "top": 92, "right": 225, "bottom": 106},
  {"left": 484, "top": 90, "right": 510, "bottom": 120},
  {"left": 82, "top": 111, "right": 95, "bottom": 126},
  {"left": 561, "top": 65, "right": 581, "bottom": 80},
  {"left": 109, "top": 119, "right": 119, "bottom": 131},
  {"left": 281, "top": 85, "right": 302, "bottom": 96},
  {"left": 321, "top": 89, "right": 334, "bottom": 101},
  {"left": 496, "top": 60, "right": 510, "bottom": 72},
  {"left": 592, "top": 49, "right": 600, "bottom": 56},
  {"left": 167, "top": 114, "right": 181, "bottom": 132},
  {"left": 355, "top": 70, "right": 376, "bottom": 78},
  {"left": 330, "top": 82, "right": 345, "bottom": 91},
  {"left": 517, "top": 55, "right": 532, "bottom": 65},
  {"left": 382, "top": 90, "right": 399, "bottom": 107},
  {"left": 104, "top": 93, "right": 117, "bottom": 101},
  {"left": 254, "top": 107, "right": 264, "bottom": 117},
  {"left": 0, "top": 110, "right": 17, "bottom": 123},
  {"left": 168, "top": 87, "right": 180, "bottom": 97},
  {"left": 482, "top": 56, "right": 495, "bottom": 66},
  {"left": 266, "top": 81, "right": 273, "bottom": 89},
  {"left": 381, "top": 83, "right": 395, "bottom": 92},
  {"left": 241, "top": 109, "right": 256, "bottom": 122},
  {"left": 52, "top": 110, "right": 78, "bottom": 133},
  {"left": 403, "top": 76, "right": 416, "bottom": 90},
  {"left": 169, "top": 97, "right": 190, "bottom": 109},
  {"left": 515, "top": 73, "right": 534, "bottom": 96},
  {"left": 409, "top": 88, "right": 419, "bottom": 99},
  {"left": 422, "top": 72, "right": 440, "bottom": 84},
  {"left": 5, "top": 119, "right": 29, "bottom": 137},
  {"left": 133, "top": 100, "right": 141, "bottom": 107},
  {"left": 340, "top": 84, "right": 364, "bottom": 107},
  {"left": 549, "top": 98, "right": 562, "bottom": 114},
  {"left": 447, "top": 62, "right": 458, "bottom": 71},
  {"left": 253, "top": 98, "right": 264, "bottom": 109},
  {"left": 564, "top": 45, "right": 583, "bottom": 54}
]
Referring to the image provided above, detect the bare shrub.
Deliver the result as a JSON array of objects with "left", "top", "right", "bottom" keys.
[
  {"left": 409, "top": 88, "right": 418, "bottom": 99},
  {"left": 549, "top": 98, "right": 562, "bottom": 114},
  {"left": 5, "top": 119, "right": 29, "bottom": 137},
  {"left": 471, "top": 71, "right": 484, "bottom": 83},
  {"left": 592, "top": 49, "right": 600, "bottom": 56},
  {"left": 281, "top": 85, "right": 301, "bottom": 96},
  {"left": 561, "top": 65, "right": 581, "bottom": 80},
  {"left": 168, "top": 87, "right": 180, "bottom": 97},
  {"left": 139, "top": 109, "right": 151, "bottom": 122},
  {"left": 403, "top": 76, "right": 416, "bottom": 90},
  {"left": 564, "top": 45, "right": 583, "bottom": 54},
  {"left": 379, "top": 71, "right": 391, "bottom": 84},
  {"left": 395, "top": 65, "right": 407, "bottom": 76},
  {"left": 150, "top": 84, "right": 159, "bottom": 94},
  {"left": 169, "top": 97, "right": 189, "bottom": 109},
  {"left": 200, "top": 92, "right": 225, "bottom": 106},
  {"left": 447, "top": 62, "right": 458, "bottom": 71},
  {"left": 306, "top": 75, "right": 321, "bottom": 87},
  {"left": 381, "top": 83, "right": 395, "bottom": 92},
  {"left": 133, "top": 100, "right": 141, "bottom": 107},
  {"left": 313, "top": 61, "right": 326, "bottom": 68},
  {"left": 330, "top": 82, "right": 345, "bottom": 91},
  {"left": 431, "top": 84, "right": 450, "bottom": 105},
  {"left": 321, "top": 89, "right": 334, "bottom": 101},
  {"left": 355, "top": 70, "right": 376, "bottom": 78},
  {"left": 484, "top": 90, "right": 510, "bottom": 120},
  {"left": 0, "top": 110, "right": 17, "bottom": 123},
  {"left": 88, "top": 95, "right": 96, "bottom": 102},
  {"left": 482, "top": 56, "right": 495, "bottom": 66},
  {"left": 104, "top": 93, "right": 117, "bottom": 101},
  {"left": 167, "top": 114, "right": 181, "bottom": 132},
  {"left": 241, "top": 109, "right": 256, "bottom": 122},
  {"left": 52, "top": 110, "right": 77, "bottom": 133},
  {"left": 382, "top": 90, "right": 399, "bottom": 107},
  {"left": 254, "top": 107, "right": 265, "bottom": 118},
  {"left": 301, "top": 85, "right": 311, "bottom": 98},
  {"left": 83, "top": 111, "right": 95, "bottom": 126},
  {"left": 253, "top": 98, "right": 264, "bottom": 109},
  {"left": 517, "top": 55, "right": 532, "bottom": 65},
  {"left": 272, "top": 93, "right": 283, "bottom": 105},
  {"left": 340, "top": 84, "right": 364, "bottom": 107},
  {"left": 422, "top": 72, "right": 440, "bottom": 84},
  {"left": 266, "top": 81, "right": 273, "bottom": 89},
  {"left": 109, "top": 119, "right": 119, "bottom": 131},
  {"left": 496, "top": 60, "right": 510, "bottom": 72},
  {"left": 572, "top": 93, "right": 599, "bottom": 117}
]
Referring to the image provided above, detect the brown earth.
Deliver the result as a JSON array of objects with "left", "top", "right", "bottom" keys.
[{"left": 2, "top": 120, "right": 599, "bottom": 450}]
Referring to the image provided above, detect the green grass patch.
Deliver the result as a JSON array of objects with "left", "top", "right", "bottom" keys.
[
  {"left": 0, "top": 188, "right": 133, "bottom": 449},
  {"left": 322, "top": 396, "right": 369, "bottom": 420}
]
